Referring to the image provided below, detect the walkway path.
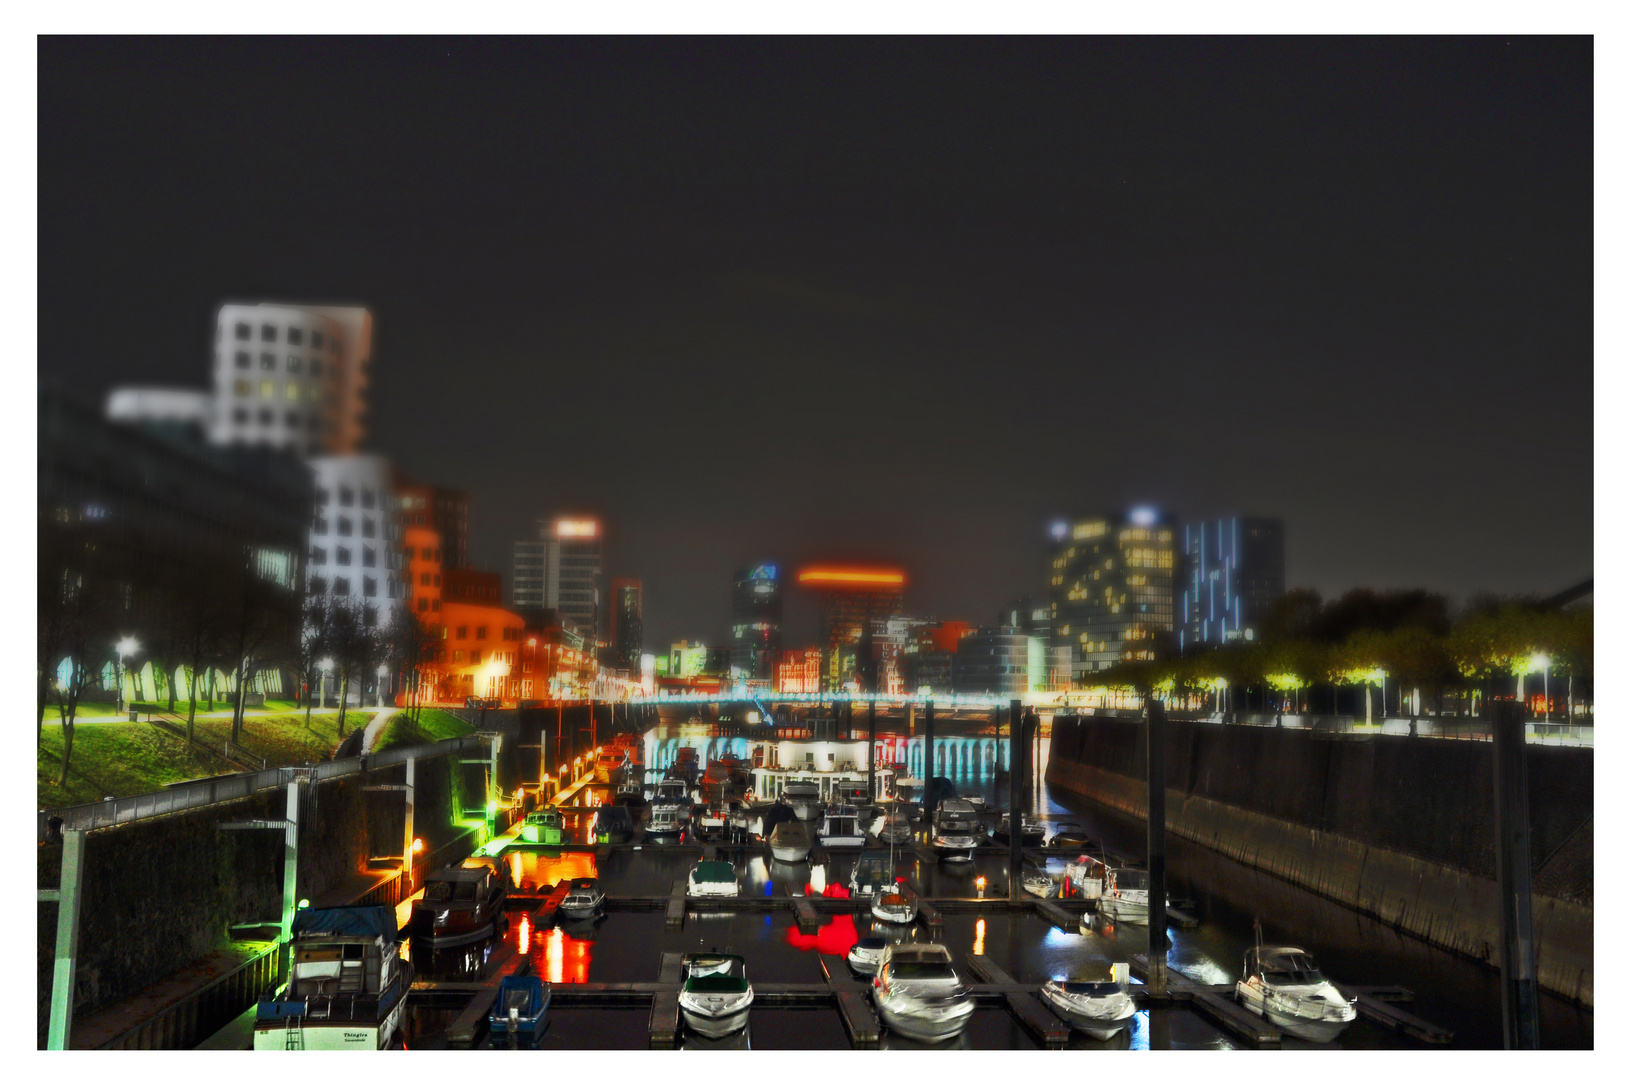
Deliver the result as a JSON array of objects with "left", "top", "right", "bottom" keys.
[{"left": 360, "top": 707, "right": 399, "bottom": 754}]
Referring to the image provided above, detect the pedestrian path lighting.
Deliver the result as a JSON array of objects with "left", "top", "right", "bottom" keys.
[{"left": 115, "top": 637, "right": 140, "bottom": 712}]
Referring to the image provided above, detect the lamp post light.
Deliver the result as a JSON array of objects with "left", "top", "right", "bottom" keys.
[
  {"left": 377, "top": 663, "right": 390, "bottom": 708},
  {"left": 1534, "top": 654, "right": 1551, "bottom": 720},
  {"left": 115, "top": 637, "right": 140, "bottom": 714},
  {"left": 318, "top": 657, "right": 334, "bottom": 707}
]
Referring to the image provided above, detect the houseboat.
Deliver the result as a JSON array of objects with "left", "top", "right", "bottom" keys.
[
  {"left": 408, "top": 858, "right": 509, "bottom": 948},
  {"left": 521, "top": 808, "right": 565, "bottom": 845},
  {"left": 253, "top": 905, "right": 410, "bottom": 1051}
]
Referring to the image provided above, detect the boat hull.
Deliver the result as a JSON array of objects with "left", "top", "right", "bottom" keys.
[
  {"left": 818, "top": 833, "right": 867, "bottom": 849},
  {"left": 770, "top": 841, "right": 810, "bottom": 862},
  {"left": 1097, "top": 896, "right": 1149, "bottom": 925},
  {"left": 932, "top": 838, "right": 977, "bottom": 862},
  {"left": 680, "top": 999, "right": 751, "bottom": 1039},
  {"left": 1237, "top": 982, "right": 1355, "bottom": 1043},
  {"left": 874, "top": 998, "right": 973, "bottom": 1044},
  {"left": 253, "top": 990, "right": 407, "bottom": 1051},
  {"left": 1040, "top": 983, "right": 1137, "bottom": 1040}
]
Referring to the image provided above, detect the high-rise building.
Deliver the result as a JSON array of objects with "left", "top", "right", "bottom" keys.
[
  {"left": 1049, "top": 507, "right": 1177, "bottom": 677},
  {"left": 1180, "top": 517, "right": 1286, "bottom": 651},
  {"left": 511, "top": 517, "right": 603, "bottom": 640},
  {"left": 608, "top": 578, "right": 643, "bottom": 672},
  {"left": 306, "top": 454, "right": 407, "bottom": 627},
  {"left": 797, "top": 566, "right": 905, "bottom": 691},
  {"left": 730, "top": 564, "right": 783, "bottom": 681},
  {"left": 952, "top": 626, "right": 1031, "bottom": 696},
  {"left": 394, "top": 475, "right": 470, "bottom": 570}
]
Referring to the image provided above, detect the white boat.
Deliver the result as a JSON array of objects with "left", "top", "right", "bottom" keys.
[
  {"left": 557, "top": 877, "right": 605, "bottom": 919},
  {"left": 768, "top": 819, "right": 812, "bottom": 862},
  {"left": 253, "top": 905, "right": 410, "bottom": 1050},
  {"left": 875, "top": 810, "right": 912, "bottom": 845},
  {"left": 679, "top": 953, "right": 754, "bottom": 1039},
  {"left": 783, "top": 780, "right": 823, "bottom": 822},
  {"left": 1021, "top": 870, "right": 1060, "bottom": 899},
  {"left": 931, "top": 798, "right": 980, "bottom": 862},
  {"left": 1065, "top": 854, "right": 1107, "bottom": 900},
  {"left": 687, "top": 858, "right": 741, "bottom": 898},
  {"left": 817, "top": 803, "right": 868, "bottom": 849},
  {"left": 992, "top": 812, "right": 1045, "bottom": 847},
  {"left": 871, "top": 883, "right": 918, "bottom": 924},
  {"left": 1098, "top": 866, "right": 1154, "bottom": 925},
  {"left": 847, "top": 935, "right": 888, "bottom": 976},
  {"left": 695, "top": 803, "right": 730, "bottom": 837},
  {"left": 1236, "top": 944, "right": 1357, "bottom": 1043},
  {"left": 1039, "top": 964, "right": 1137, "bottom": 1041},
  {"left": 870, "top": 943, "right": 975, "bottom": 1044}
]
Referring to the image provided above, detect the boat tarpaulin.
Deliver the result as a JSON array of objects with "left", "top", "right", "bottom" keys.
[
  {"left": 293, "top": 904, "right": 398, "bottom": 944},
  {"left": 692, "top": 861, "right": 736, "bottom": 884}
]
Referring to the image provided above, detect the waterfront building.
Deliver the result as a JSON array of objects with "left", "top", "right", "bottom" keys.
[
  {"left": 900, "top": 620, "right": 969, "bottom": 694},
  {"left": 608, "top": 578, "right": 643, "bottom": 672},
  {"left": 437, "top": 603, "right": 526, "bottom": 702},
  {"left": 952, "top": 626, "right": 1031, "bottom": 696},
  {"left": 730, "top": 564, "right": 783, "bottom": 680},
  {"left": 1049, "top": 507, "right": 1177, "bottom": 676},
  {"left": 1180, "top": 516, "right": 1286, "bottom": 651},
  {"left": 393, "top": 476, "right": 470, "bottom": 570},
  {"left": 511, "top": 517, "right": 602, "bottom": 640},
  {"left": 307, "top": 454, "right": 407, "bottom": 628},
  {"left": 797, "top": 566, "right": 905, "bottom": 691},
  {"left": 403, "top": 525, "right": 444, "bottom": 616},
  {"left": 773, "top": 648, "right": 824, "bottom": 694}
]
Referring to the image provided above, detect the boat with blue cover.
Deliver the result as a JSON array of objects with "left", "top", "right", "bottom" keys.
[
  {"left": 253, "top": 904, "right": 410, "bottom": 1051},
  {"left": 487, "top": 973, "right": 551, "bottom": 1047}
]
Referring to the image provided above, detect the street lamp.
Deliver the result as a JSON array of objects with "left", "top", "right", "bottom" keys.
[
  {"left": 318, "top": 657, "right": 334, "bottom": 707},
  {"left": 1534, "top": 654, "right": 1551, "bottom": 718},
  {"left": 115, "top": 637, "right": 140, "bottom": 713},
  {"left": 376, "top": 662, "right": 390, "bottom": 707}
]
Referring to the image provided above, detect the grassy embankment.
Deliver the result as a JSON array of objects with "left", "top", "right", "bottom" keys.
[{"left": 370, "top": 709, "right": 476, "bottom": 753}]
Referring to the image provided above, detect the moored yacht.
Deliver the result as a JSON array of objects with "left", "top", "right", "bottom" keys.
[
  {"left": 253, "top": 905, "right": 410, "bottom": 1050},
  {"left": 1236, "top": 944, "right": 1357, "bottom": 1043},
  {"left": 875, "top": 809, "right": 913, "bottom": 845},
  {"left": 768, "top": 818, "right": 812, "bottom": 863},
  {"left": 816, "top": 803, "right": 867, "bottom": 848},
  {"left": 557, "top": 877, "right": 605, "bottom": 919},
  {"left": 521, "top": 808, "right": 565, "bottom": 845},
  {"left": 849, "top": 849, "right": 894, "bottom": 896},
  {"left": 1021, "top": 869, "right": 1060, "bottom": 899},
  {"left": 783, "top": 779, "right": 823, "bottom": 822},
  {"left": 1097, "top": 866, "right": 1164, "bottom": 926},
  {"left": 591, "top": 804, "right": 635, "bottom": 844},
  {"left": 687, "top": 858, "right": 742, "bottom": 898},
  {"left": 871, "top": 882, "right": 918, "bottom": 924},
  {"left": 991, "top": 813, "right": 1045, "bottom": 847},
  {"left": 870, "top": 943, "right": 975, "bottom": 1044},
  {"left": 1039, "top": 963, "right": 1137, "bottom": 1041},
  {"left": 408, "top": 858, "right": 509, "bottom": 948},
  {"left": 678, "top": 953, "right": 753, "bottom": 1039},
  {"left": 847, "top": 936, "right": 888, "bottom": 976},
  {"left": 931, "top": 798, "right": 980, "bottom": 862}
]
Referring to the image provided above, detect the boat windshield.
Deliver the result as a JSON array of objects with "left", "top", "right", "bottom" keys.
[
  {"left": 891, "top": 962, "right": 956, "bottom": 980},
  {"left": 1264, "top": 968, "right": 1326, "bottom": 986},
  {"left": 1113, "top": 869, "right": 1150, "bottom": 890},
  {"left": 503, "top": 989, "right": 532, "bottom": 1012}
]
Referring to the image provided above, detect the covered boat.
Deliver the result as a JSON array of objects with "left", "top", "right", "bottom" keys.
[
  {"left": 591, "top": 804, "right": 635, "bottom": 844},
  {"left": 687, "top": 858, "right": 741, "bottom": 898},
  {"left": 849, "top": 850, "right": 894, "bottom": 896},
  {"left": 871, "top": 943, "right": 975, "bottom": 1044},
  {"left": 1098, "top": 866, "right": 1159, "bottom": 926},
  {"left": 1236, "top": 945, "right": 1357, "bottom": 1043},
  {"left": 408, "top": 858, "right": 509, "bottom": 948},
  {"left": 1039, "top": 963, "right": 1137, "bottom": 1041},
  {"left": 768, "top": 818, "right": 812, "bottom": 863},
  {"left": 557, "top": 877, "right": 605, "bottom": 919},
  {"left": 253, "top": 905, "right": 410, "bottom": 1050},
  {"left": 521, "top": 808, "right": 565, "bottom": 845},
  {"left": 847, "top": 935, "right": 888, "bottom": 975},
  {"left": 679, "top": 953, "right": 754, "bottom": 1039},
  {"left": 487, "top": 973, "right": 551, "bottom": 1047},
  {"left": 1065, "top": 854, "right": 1108, "bottom": 900}
]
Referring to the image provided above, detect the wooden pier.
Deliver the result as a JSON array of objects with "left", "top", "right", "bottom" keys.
[
  {"left": 965, "top": 955, "right": 1069, "bottom": 1048},
  {"left": 819, "top": 956, "right": 881, "bottom": 1047},
  {"left": 648, "top": 951, "right": 684, "bottom": 1048}
]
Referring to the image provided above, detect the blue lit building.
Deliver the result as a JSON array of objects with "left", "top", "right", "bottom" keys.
[
  {"left": 1179, "top": 516, "right": 1285, "bottom": 652},
  {"left": 730, "top": 563, "right": 782, "bottom": 681}
]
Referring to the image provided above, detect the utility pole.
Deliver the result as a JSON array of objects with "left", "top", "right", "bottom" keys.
[
  {"left": 1491, "top": 699, "right": 1540, "bottom": 1048},
  {"left": 1146, "top": 698, "right": 1168, "bottom": 996}
]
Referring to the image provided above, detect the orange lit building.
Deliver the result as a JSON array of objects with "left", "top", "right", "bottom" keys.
[
  {"left": 403, "top": 525, "right": 444, "bottom": 616},
  {"left": 797, "top": 566, "right": 905, "bottom": 691},
  {"left": 773, "top": 648, "right": 823, "bottom": 694},
  {"left": 437, "top": 602, "right": 526, "bottom": 702}
]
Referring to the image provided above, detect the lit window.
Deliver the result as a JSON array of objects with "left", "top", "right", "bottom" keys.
[
  {"left": 285, "top": 383, "right": 299, "bottom": 401},
  {"left": 234, "top": 379, "right": 250, "bottom": 397},
  {"left": 454, "top": 650, "right": 465, "bottom": 662},
  {"left": 258, "top": 380, "right": 274, "bottom": 398}
]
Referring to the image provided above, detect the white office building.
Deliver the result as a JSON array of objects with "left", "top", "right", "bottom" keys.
[
  {"left": 511, "top": 517, "right": 602, "bottom": 640},
  {"left": 306, "top": 454, "right": 407, "bottom": 628}
]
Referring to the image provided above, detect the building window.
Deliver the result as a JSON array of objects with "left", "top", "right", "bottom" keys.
[
  {"left": 284, "top": 383, "right": 300, "bottom": 402},
  {"left": 312, "top": 331, "right": 324, "bottom": 349},
  {"left": 420, "top": 572, "right": 431, "bottom": 586},
  {"left": 316, "top": 487, "right": 330, "bottom": 505},
  {"left": 233, "top": 350, "right": 250, "bottom": 370},
  {"left": 362, "top": 546, "right": 376, "bottom": 567},
  {"left": 362, "top": 517, "right": 376, "bottom": 538},
  {"left": 363, "top": 576, "right": 377, "bottom": 597},
  {"left": 287, "top": 355, "right": 302, "bottom": 374},
  {"left": 476, "top": 627, "right": 487, "bottom": 640},
  {"left": 454, "top": 650, "right": 465, "bottom": 662},
  {"left": 310, "top": 357, "right": 323, "bottom": 377},
  {"left": 334, "top": 577, "right": 350, "bottom": 596},
  {"left": 360, "top": 488, "right": 376, "bottom": 510},
  {"left": 337, "top": 517, "right": 353, "bottom": 536},
  {"left": 235, "top": 321, "right": 252, "bottom": 341},
  {"left": 309, "top": 575, "right": 326, "bottom": 594},
  {"left": 232, "top": 407, "right": 247, "bottom": 424},
  {"left": 233, "top": 379, "right": 250, "bottom": 397},
  {"left": 310, "top": 547, "right": 327, "bottom": 565},
  {"left": 261, "top": 323, "right": 278, "bottom": 342},
  {"left": 313, "top": 518, "right": 328, "bottom": 535},
  {"left": 287, "top": 327, "right": 303, "bottom": 345},
  {"left": 431, "top": 599, "right": 440, "bottom": 612},
  {"left": 258, "top": 379, "right": 274, "bottom": 398},
  {"left": 471, "top": 650, "right": 482, "bottom": 664},
  {"left": 456, "top": 626, "right": 467, "bottom": 640},
  {"left": 257, "top": 407, "right": 273, "bottom": 425},
  {"left": 336, "top": 546, "right": 351, "bottom": 565},
  {"left": 419, "top": 598, "right": 429, "bottom": 612},
  {"left": 433, "top": 574, "right": 441, "bottom": 586},
  {"left": 338, "top": 486, "right": 354, "bottom": 507}
]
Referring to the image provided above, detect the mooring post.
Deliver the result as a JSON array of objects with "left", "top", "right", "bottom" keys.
[
  {"left": 1009, "top": 698, "right": 1025, "bottom": 896},
  {"left": 45, "top": 828, "right": 86, "bottom": 1050},
  {"left": 403, "top": 755, "right": 417, "bottom": 874},
  {"left": 1146, "top": 698, "right": 1168, "bottom": 997},
  {"left": 1491, "top": 698, "right": 1540, "bottom": 1048}
]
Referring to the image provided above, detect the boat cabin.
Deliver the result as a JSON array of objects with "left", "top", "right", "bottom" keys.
[{"left": 1242, "top": 946, "right": 1328, "bottom": 987}]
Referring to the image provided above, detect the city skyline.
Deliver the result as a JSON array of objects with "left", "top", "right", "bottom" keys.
[{"left": 40, "top": 37, "right": 1592, "bottom": 652}]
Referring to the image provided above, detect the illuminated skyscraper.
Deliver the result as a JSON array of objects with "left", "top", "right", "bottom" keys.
[
  {"left": 1048, "top": 507, "right": 1177, "bottom": 677},
  {"left": 1180, "top": 517, "right": 1285, "bottom": 651},
  {"left": 511, "top": 517, "right": 603, "bottom": 640},
  {"left": 797, "top": 566, "right": 905, "bottom": 691},
  {"left": 730, "top": 564, "right": 783, "bottom": 681},
  {"left": 609, "top": 578, "right": 643, "bottom": 671}
]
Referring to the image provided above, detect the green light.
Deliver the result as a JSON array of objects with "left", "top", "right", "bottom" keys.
[
  {"left": 297, "top": 899, "right": 310, "bottom": 909},
  {"left": 486, "top": 800, "right": 498, "bottom": 815}
]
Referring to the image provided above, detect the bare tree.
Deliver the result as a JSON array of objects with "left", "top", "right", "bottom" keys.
[{"left": 297, "top": 591, "right": 336, "bottom": 730}]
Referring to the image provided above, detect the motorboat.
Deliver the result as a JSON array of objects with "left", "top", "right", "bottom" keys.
[
  {"left": 783, "top": 780, "right": 823, "bottom": 822},
  {"left": 870, "top": 943, "right": 975, "bottom": 1044},
  {"left": 726, "top": 799, "right": 752, "bottom": 840},
  {"left": 591, "top": 804, "right": 635, "bottom": 844},
  {"left": 1047, "top": 823, "right": 1093, "bottom": 849},
  {"left": 931, "top": 799, "right": 980, "bottom": 862},
  {"left": 679, "top": 953, "right": 754, "bottom": 1039},
  {"left": 1236, "top": 944, "right": 1357, "bottom": 1043},
  {"left": 253, "top": 905, "right": 410, "bottom": 1050},
  {"left": 1098, "top": 866, "right": 1158, "bottom": 926},
  {"left": 654, "top": 777, "right": 692, "bottom": 810},
  {"left": 849, "top": 850, "right": 895, "bottom": 896},
  {"left": 1064, "top": 854, "right": 1107, "bottom": 900},
  {"left": 700, "top": 754, "right": 751, "bottom": 804},
  {"left": 408, "top": 858, "right": 509, "bottom": 948},
  {"left": 816, "top": 803, "right": 868, "bottom": 848},
  {"left": 487, "top": 973, "right": 551, "bottom": 1048},
  {"left": 847, "top": 936, "right": 888, "bottom": 976},
  {"left": 1039, "top": 964, "right": 1137, "bottom": 1041},
  {"left": 521, "top": 808, "right": 565, "bottom": 845},
  {"left": 768, "top": 819, "right": 812, "bottom": 863},
  {"left": 669, "top": 748, "right": 700, "bottom": 787},
  {"left": 648, "top": 780, "right": 691, "bottom": 836},
  {"left": 875, "top": 810, "right": 913, "bottom": 845},
  {"left": 687, "top": 858, "right": 741, "bottom": 898},
  {"left": 835, "top": 778, "right": 872, "bottom": 806},
  {"left": 1021, "top": 870, "right": 1060, "bottom": 899},
  {"left": 991, "top": 813, "right": 1045, "bottom": 847},
  {"left": 871, "top": 883, "right": 918, "bottom": 925},
  {"left": 684, "top": 951, "right": 736, "bottom": 978},
  {"left": 593, "top": 750, "right": 629, "bottom": 786},
  {"left": 557, "top": 877, "right": 605, "bottom": 919},
  {"left": 613, "top": 779, "right": 647, "bottom": 808}
]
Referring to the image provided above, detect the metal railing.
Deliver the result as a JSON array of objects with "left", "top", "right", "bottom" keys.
[
  {"left": 38, "top": 735, "right": 491, "bottom": 841},
  {"left": 90, "top": 942, "right": 282, "bottom": 1050},
  {"left": 1068, "top": 708, "right": 1593, "bottom": 746}
]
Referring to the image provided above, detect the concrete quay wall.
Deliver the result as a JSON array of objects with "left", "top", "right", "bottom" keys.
[{"left": 1046, "top": 716, "right": 1592, "bottom": 1007}]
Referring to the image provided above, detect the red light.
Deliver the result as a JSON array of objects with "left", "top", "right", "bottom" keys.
[{"left": 896, "top": 876, "right": 907, "bottom": 884}]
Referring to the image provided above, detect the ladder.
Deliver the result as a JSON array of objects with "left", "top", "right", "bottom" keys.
[{"left": 284, "top": 1014, "right": 304, "bottom": 1051}]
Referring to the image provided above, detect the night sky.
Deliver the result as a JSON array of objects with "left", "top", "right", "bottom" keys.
[{"left": 38, "top": 37, "right": 1593, "bottom": 650}]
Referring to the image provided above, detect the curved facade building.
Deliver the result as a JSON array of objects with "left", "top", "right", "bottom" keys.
[
  {"left": 306, "top": 454, "right": 406, "bottom": 627},
  {"left": 209, "top": 302, "right": 372, "bottom": 455}
]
